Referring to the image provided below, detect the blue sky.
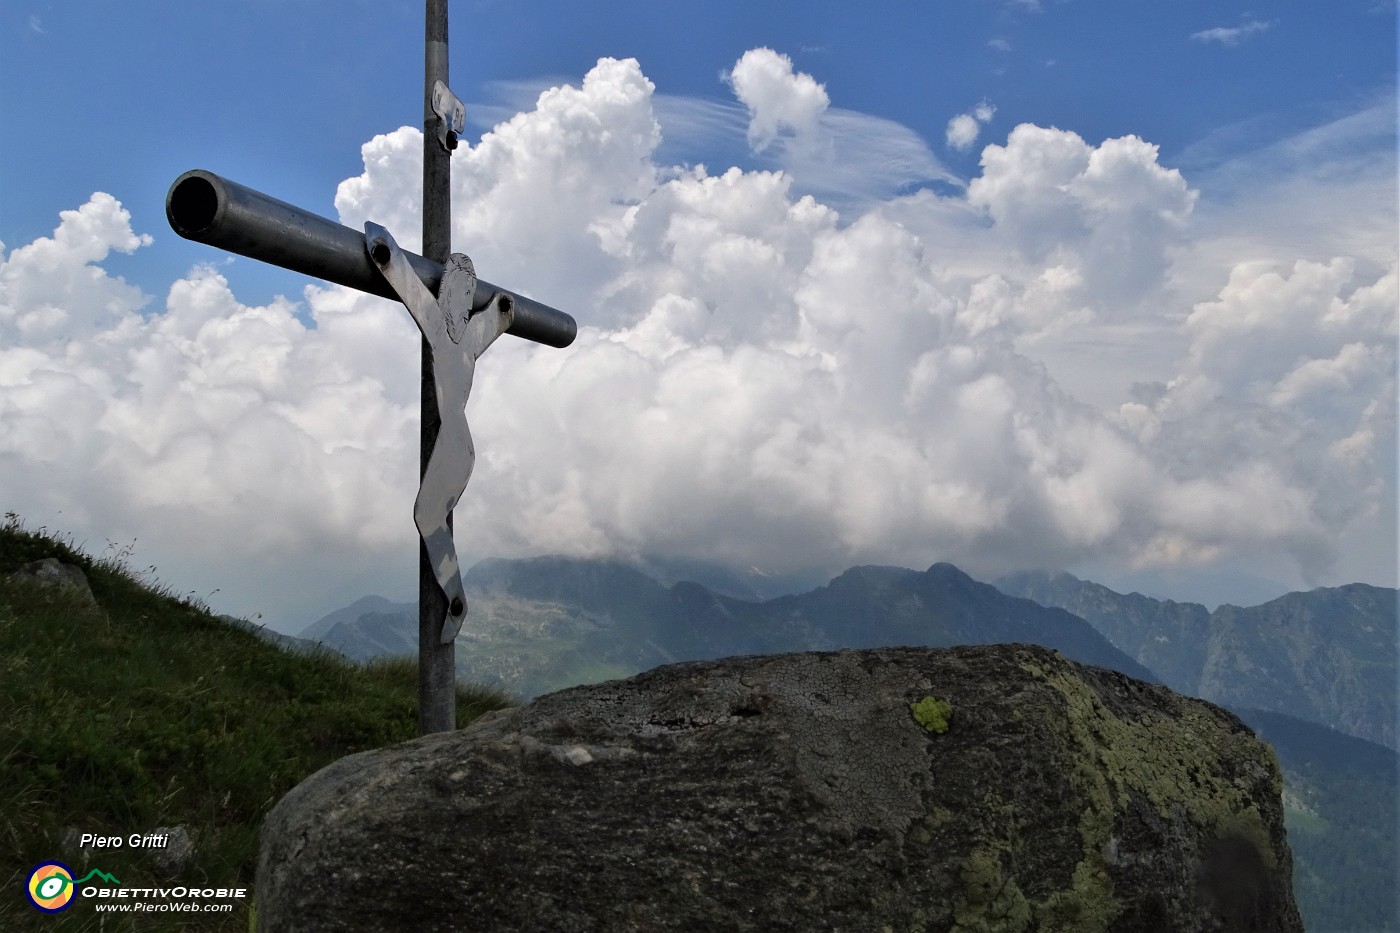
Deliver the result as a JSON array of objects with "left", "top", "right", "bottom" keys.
[
  {"left": 1, "top": 1, "right": 1396, "bottom": 631},
  {"left": 4, "top": 1, "right": 1391, "bottom": 306}
]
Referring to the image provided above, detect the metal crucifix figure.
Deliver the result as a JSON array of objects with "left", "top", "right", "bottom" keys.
[
  {"left": 164, "top": 0, "right": 576, "bottom": 735},
  {"left": 363, "top": 224, "right": 513, "bottom": 645}
]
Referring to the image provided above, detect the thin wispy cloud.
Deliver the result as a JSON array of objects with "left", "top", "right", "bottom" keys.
[
  {"left": 1178, "top": 89, "right": 1398, "bottom": 289},
  {"left": 988, "top": 38, "right": 1012, "bottom": 52},
  {"left": 1191, "top": 17, "right": 1274, "bottom": 46},
  {"left": 657, "top": 50, "right": 959, "bottom": 214},
  {"left": 468, "top": 76, "right": 579, "bottom": 135},
  {"left": 478, "top": 58, "right": 958, "bottom": 221},
  {"left": 791, "top": 107, "right": 962, "bottom": 203},
  {"left": 652, "top": 94, "right": 749, "bottom": 158},
  {"left": 27, "top": 14, "right": 44, "bottom": 34},
  {"left": 1180, "top": 88, "right": 1397, "bottom": 188}
]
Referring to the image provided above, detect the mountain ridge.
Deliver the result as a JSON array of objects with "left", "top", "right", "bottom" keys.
[
  {"left": 995, "top": 569, "right": 1397, "bottom": 750},
  {"left": 307, "top": 556, "right": 1161, "bottom": 696},
  {"left": 305, "top": 555, "right": 1395, "bottom": 754}
]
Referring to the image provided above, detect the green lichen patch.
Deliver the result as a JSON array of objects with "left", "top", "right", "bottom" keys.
[
  {"left": 1033, "top": 859, "right": 1116, "bottom": 933},
  {"left": 1020, "top": 659, "right": 1277, "bottom": 839},
  {"left": 951, "top": 848, "right": 1032, "bottom": 932},
  {"left": 910, "top": 696, "right": 953, "bottom": 734},
  {"left": 1014, "top": 655, "right": 1286, "bottom": 928}
]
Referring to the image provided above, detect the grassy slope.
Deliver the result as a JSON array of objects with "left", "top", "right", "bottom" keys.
[{"left": 0, "top": 517, "right": 514, "bottom": 931}]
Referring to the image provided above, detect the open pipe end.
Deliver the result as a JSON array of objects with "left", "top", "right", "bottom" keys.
[{"left": 166, "top": 171, "right": 222, "bottom": 239}]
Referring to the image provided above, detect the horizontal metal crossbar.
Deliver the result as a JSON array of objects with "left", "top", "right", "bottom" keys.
[{"left": 166, "top": 169, "right": 577, "bottom": 349}]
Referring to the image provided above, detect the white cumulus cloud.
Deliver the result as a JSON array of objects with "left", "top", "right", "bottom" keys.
[
  {"left": 946, "top": 101, "right": 997, "bottom": 152},
  {"left": 946, "top": 114, "right": 981, "bottom": 152},
  {"left": 725, "top": 48, "right": 830, "bottom": 154},
  {"left": 967, "top": 125, "right": 1197, "bottom": 310}
]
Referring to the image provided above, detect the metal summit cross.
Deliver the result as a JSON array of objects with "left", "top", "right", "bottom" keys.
[{"left": 165, "top": 0, "right": 576, "bottom": 735}]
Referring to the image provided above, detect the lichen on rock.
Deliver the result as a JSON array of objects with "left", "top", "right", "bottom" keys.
[
  {"left": 910, "top": 695, "right": 953, "bottom": 734},
  {"left": 952, "top": 848, "right": 1033, "bottom": 932},
  {"left": 1013, "top": 655, "right": 1290, "bottom": 930}
]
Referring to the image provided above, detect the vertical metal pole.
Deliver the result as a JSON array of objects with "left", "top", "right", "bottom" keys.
[{"left": 419, "top": 0, "right": 456, "bottom": 735}]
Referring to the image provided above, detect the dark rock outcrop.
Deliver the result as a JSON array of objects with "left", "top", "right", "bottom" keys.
[{"left": 257, "top": 644, "right": 1301, "bottom": 932}]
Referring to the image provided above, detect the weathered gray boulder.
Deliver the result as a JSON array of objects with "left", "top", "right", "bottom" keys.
[
  {"left": 10, "top": 557, "right": 98, "bottom": 608},
  {"left": 257, "top": 644, "right": 1301, "bottom": 932}
]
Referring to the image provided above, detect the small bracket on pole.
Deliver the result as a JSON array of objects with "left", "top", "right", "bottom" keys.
[{"left": 432, "top": 80, "right": 466, "bottom": 152}]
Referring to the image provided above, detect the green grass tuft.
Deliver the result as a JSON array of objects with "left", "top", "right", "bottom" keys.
[{"left": 0, "top": 514, "right": 516, "bottom": 931}]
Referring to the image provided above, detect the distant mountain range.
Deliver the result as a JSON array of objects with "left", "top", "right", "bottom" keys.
[
  {"left": 302, "top": 557, "right": 1395, "bottom": 753},
  {"left": 995, "top": 570, "right": 1396, "bottom": 750},
  {"left": 302, "top": 557, "right": 1158, "bottom": 701}
]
